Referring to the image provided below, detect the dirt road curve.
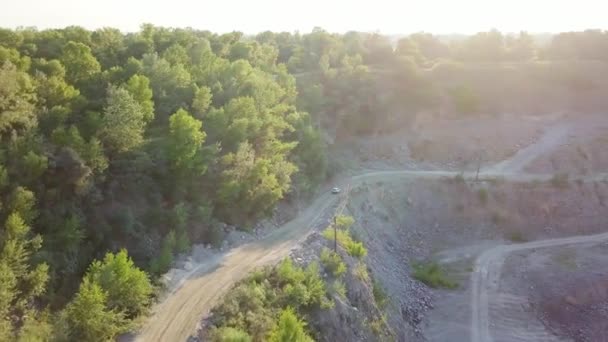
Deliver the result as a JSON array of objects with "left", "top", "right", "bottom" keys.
[
  {"left": 136, "top": 122, "right": 607, "bottom": 342},
  {"left": 470, "top": 232, "right": 608, "bottom": 342}
]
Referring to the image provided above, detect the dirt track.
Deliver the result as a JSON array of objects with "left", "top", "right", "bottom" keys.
[
  {"left": 135, "top": 121, "right": 608, "bottom": 342},
  {"left": 471, "top": 232, "right": 608, "bottom": 342}
]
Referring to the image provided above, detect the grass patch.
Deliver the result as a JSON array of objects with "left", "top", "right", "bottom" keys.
[
  {"left": 320, "top": 248, "right": 347, "bottom": 277},
  {"left": 412, "top": 262, "right": 458, "bottom": 289},
  {"left": 551, "top": 173, "right": 570, "bottom": 189}
]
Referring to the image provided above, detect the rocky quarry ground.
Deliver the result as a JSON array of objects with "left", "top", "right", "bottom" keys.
[{"left": 175, "top": 113, "right": 608, "bottom": 342}]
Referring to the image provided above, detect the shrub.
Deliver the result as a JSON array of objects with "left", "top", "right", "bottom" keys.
[
  {"left": 354, "top": 262, "right": 369, "bottom": 282},
  {"left": 477, "top": 188, "right": 489, "bottom": 204},
  {"left": 268, "top": 308, "right": 314, "bottom": 342},
  {"left": 551, "top": 173, "right": 569, "bottom": 188},
  {"left": 209, "top": 327, "right": 252, "bottom": 342},
  {"left": 507, "top": 231, "right": 526, "bottom": 242},
  {"left": 321, "top": 219, "right": 368, "bottom": 259},
  {"left": 332, "top": 280, "right": 347, "bottom": 299},
  {"left": 412, "top": 262, "right": 457, "bottom": 289},
  {"left": 347, "top": 241, "right": 367, "bottom": 259},
  {"left": 320, "top": 248, "right": 346, "bottom": 277}
]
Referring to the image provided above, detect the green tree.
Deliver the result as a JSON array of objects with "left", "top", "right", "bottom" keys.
[
  {"left": 0, "top": 213, "right": 49, "bottom": 337},
  {"left": 8, "top": 187, "right": 38, "bottom": 224},
  {"left": 167, "top": 108, "right": 206, "bottom": 174},
  {"left": 65, "top": 278, "right": 126, "bottom": 342},
  {"left": 85, "top": 249, "right": 153, "bottom": 317},
  {"left": 192, "top": 86, "right": 212, "bottom": 118},
  {"left": 99, "top": 86, "right": 146, "bottom": 153},
  {"left": 0, "top": 62, "right": 37, "bottom": 141},
  {"left": 60, "top": 41, "right": 101, "bottom": 84},
  {"left": 268, "top": 308, "right": 313, "bottom": 342},
  {"left": 123, "top": 74, "right": 155, "bottom": 123}
]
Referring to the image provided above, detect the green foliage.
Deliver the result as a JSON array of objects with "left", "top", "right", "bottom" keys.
[
  {"left": 60, "top": 41, "right": 101, "bottom": 84},
  {"left": 85, "top": 249, "right": 153, "bottom": 317},
  {"left": 209, "top": 326, "right": 252, "bottom": 342},
  {"left": 167, "top": 108, "right": 206, "bottom": 174},
  {"left": 0, "top": 213, "right": 49, "bottom": 337},
  {"left": 320, "top": 248, "right": 346, "bottom": 277},
  {"left": 124, "top": 74, "right": 155, "bottom": 123},
  {"left": 321, "top": 217, "right": 367, "bottom": 259},
  {"left": 8, "top": 187, "right": 38, "bottom": 224},
  {"left": 331, "top": 279, "right": 347, "bottom": 299},
  {"left": 0, "top": 62, "right": 37, "bottom": 141},
  {"left": 99, "top": 85, "right": 146, "bottom": 153},
  {"left": 209, "top": 259, "right": 327, "bottom": 340},
  {"left": 65, "top": 278, "right": 126, "bottom": 342},
  {"left": 268, "top": 307, "right": 314, "bottom": 342},
  {"left": 192, "top": 86, "right": 213, "bottom": 117},
  {"left": 412, "top": 262, "right": 458, "bottom": 289}
]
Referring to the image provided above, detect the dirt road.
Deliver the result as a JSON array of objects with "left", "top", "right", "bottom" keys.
[
  {"left": 136, "top": 121, "right": 607, "bottom": 342},
  {"left": 470, "top": 232, "right": 608, "bottom": 342}
]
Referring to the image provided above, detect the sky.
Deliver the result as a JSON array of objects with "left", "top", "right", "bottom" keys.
[{"left": 0, "top": 0, "right": 605, "bottom": 34}]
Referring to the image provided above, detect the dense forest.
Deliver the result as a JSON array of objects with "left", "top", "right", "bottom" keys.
[{"left": 1, "top": 25, "right": 608, "bottom": 340}]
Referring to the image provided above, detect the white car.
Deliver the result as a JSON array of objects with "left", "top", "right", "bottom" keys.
[{"left": 331, "top": 187, "right": 341, "bottom": 194}]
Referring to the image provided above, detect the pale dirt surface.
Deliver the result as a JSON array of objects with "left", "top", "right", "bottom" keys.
[{"left": 135, "top": 114, "right": 608, "bottom": 342}]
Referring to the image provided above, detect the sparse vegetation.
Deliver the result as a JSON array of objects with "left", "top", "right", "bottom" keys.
[
  {"left": 320, "top": 248, "right": 347, "bottom": 277},
  {"left": 332, "top": 280, "right": 347, "bottom": 299},
  {"left": 207, "top": 259, "right": 329, "bottom": 341},
  {"left": 507, "top": 231, "right": 527, "bottom": 242},
  {"left": 551, "top": 173, "right": 570, "bottom": 188},
  {"left": 322, "top": 216, "right": 368, "bottom": 259},
  {"left": 354, "top": 262, "right": 370, "bottom": 282},
  {"left": 372, "top": 280, "right": 389, "bottom": 310},
  {"left": 477, "top": 188, "right": 489, "bottom": 204},
  {"left": 412, "top": 262, "right": 458, "bottom": 289}
]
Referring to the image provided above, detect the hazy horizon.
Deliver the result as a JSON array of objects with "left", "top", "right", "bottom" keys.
[{"left": 0, "top": 0, "right": 606, "bottom": 34}]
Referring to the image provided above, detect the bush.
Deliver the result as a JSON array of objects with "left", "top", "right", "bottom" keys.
[
  {"left": 507, "top": 231, "right": 526, "bottom": 242},
  {"left": 320, "top": 248, "right": 346, "bottom": 277},
  {"left": 321, "top": 218, "right": 368, "bottom": 259},
  {"left": 347, "top": 241, "right": 367, "bottom": 259},
  {"left": 268, "top": 307, "right": 314, "bottom": 342},
  {"left": 354, "top": 262, "right": 369, "bottom": 282},
  {"left": 332, "top": 280, "right": 347, "bottom": 299},
  {"left": 209, "top": 327, "right": 252, "bottom": 342},
  {"left": 551, "top": 173, "right": 570, "bottom": 188},
  {"left": 477, "top": 188, "right": 489, "bottom": 204},
  {"left": 412, "top": 262, "right": 457, "bottom": 289}
]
